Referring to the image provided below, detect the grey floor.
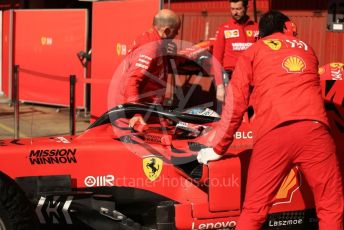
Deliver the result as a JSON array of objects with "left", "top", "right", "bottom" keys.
[{"left": 0, "top": 94, "right": 90, "bottom": 139}]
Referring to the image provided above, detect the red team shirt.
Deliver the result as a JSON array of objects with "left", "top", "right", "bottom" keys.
[
  {"left": 117, "top": 28, "right": 166, "bottom": 105},
  {"left": 212, "top": 18, "right": 258, "bottom": 86},
  {"left": 214, "top": 32, "right": 329, "bottom": 154},
  {"left": 318, "top": 62, "right": 344, "bottom": 80}
]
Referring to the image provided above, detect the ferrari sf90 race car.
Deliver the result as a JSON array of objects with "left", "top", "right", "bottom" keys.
[{"left": 0, "top": 80, "right": 343, "bottom": 230}]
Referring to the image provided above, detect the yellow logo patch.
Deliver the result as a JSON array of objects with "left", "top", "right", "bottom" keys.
[
  {"left": 40, "top": 36, "right": 53, "bottom": 46},
  {"left": 246, "top": 30, "right": 253, "bottom": 37},
  {"left": 41, "top": 36, "right": 47, "bottom": 45},
  {"left": 318, "top": 67, "right": 325, "bottom": 75},
  {"left": 330, "top": 62, "right": 344, "bottom": 68},
  {"left": 263, "top": 39, "right": 282, "bottom": 51},
  {"left": 282, "top": 56, "right": 306, "bottom": 73},
  {"left": 274, "top": 168, "right": 301, "bottom": 204},
  {"left": 224, "top": 29, "right": 239, "bottom": 38},
  {"left": 116, "top": 43, "right": 122, "bottom": 56},
  {"left": 224, "top": 30, "right": 231, "bottom": 38},
  {"left": 143, "top": 157, "right": 163, "bottom": 181}
]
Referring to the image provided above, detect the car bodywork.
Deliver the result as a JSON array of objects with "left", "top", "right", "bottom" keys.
[{"left": 0, "top": 76, "right": 343, "bottom": 230}]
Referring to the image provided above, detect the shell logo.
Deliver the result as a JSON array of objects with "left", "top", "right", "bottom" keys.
[
  {"left": 224, "top": 31, "right": 231, "bottom": 38},
  {"left": 282, "top": 56, "right": 306, "bottom": 73},
  {"left": 273, "top": 167, "right": 301, "bottom": 205},
  {"left": 224, "top": 29, "right": 239, "bottom": 38}
]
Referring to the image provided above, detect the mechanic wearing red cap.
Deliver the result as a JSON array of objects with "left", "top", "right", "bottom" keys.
[
  {"left": 114, "top": 9, "right": 180, "bottom": 127},
  {"left": 198, "top": 10, "right": 343, "bottom": 230},
  {"left": 212, "top": 0, "right": 258, "bottom": 103}
]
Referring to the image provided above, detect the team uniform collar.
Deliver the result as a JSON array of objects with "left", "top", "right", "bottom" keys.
[
  {"left": 151, "top": 27, "right": 162, "bottom": 41},
  {"left": 230, "top": 16, "right": 255, "bottom": 26}
]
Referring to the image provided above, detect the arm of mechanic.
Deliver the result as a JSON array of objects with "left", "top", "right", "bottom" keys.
[
  {"left": 212, "top": 26, "right": 226, "bottom": 102},
  {"left": 125, "top": 46, "right": 159, "bottom": 126},
  {"left": 197, "top": 52, "right": 253, "bottom": 164},
  {"left": 125, "top": 44, "right": 158, "bottom": 102}
]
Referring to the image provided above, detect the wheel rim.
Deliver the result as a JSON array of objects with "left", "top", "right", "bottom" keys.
[{"left": 0, "top": 217, "right": 6, "bottom": 230}]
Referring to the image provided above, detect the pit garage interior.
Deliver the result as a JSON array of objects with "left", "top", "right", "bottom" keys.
[
  {"left": 0, "top": 0, "right": 343, "bottom": 229},
  {"left": 0, "top": 0, "right": 343, "bottom": 138}
]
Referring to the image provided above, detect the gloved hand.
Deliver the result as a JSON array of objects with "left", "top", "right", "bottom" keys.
[{"left": 197, "top": 148, "right": 222, "bottom": 164}]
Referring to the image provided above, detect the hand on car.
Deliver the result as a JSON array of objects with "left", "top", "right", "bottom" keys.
[
  {"left": 129, "top": 115, "right": 147, "bottom": 128},
  {"left": 216, "top": 84, "right": 226, "bottom": 102},
  {"left": 197, "top": 148, "right": 222, "bottom": 164}
]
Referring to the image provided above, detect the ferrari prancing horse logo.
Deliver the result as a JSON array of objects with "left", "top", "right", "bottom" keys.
[
  {"left": 263, "top": 39, "right": 282, "bottom": 51},
  {"left": 143, "top": 157, "right": 163, "bottom": 181},
  {"left": 246, "top": 30, "right": 253, "bottom": 37}
]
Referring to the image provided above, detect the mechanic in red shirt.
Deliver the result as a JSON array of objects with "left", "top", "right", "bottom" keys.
[
  {"left": 319, "top": 62, "right": 344, "bottom": 80},
  {"left": 198, "top": 11, "right": 343, "bottom": 230},
  {"left": 114, "top": 9, "right": 180, "bottom": 127},
  {"left": 212, "top": 0, "right": 258, "bottom": 103}
]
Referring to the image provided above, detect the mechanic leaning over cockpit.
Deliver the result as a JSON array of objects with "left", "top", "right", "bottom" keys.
[
  {"left": 114, "top": 9, "right": 181, "bottom": 127},
  {"left": 197, "top": 10, "right": 343, "bottom": 230}
]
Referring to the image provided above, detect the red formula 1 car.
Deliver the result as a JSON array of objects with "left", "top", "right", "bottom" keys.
[{"left": 0, "top": 80, "right": 343, "bottom": 230}]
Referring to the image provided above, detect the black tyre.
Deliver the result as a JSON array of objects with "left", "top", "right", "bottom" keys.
[{"left": 0, "top": 172, "right": 39, "bottom": 230}]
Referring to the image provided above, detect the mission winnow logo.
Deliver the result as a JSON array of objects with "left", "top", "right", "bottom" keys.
[{"left": 29, "top": 149, "right": 77, "bottom": 165}]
